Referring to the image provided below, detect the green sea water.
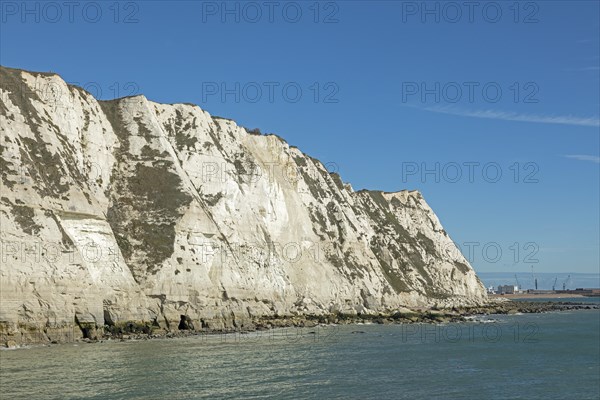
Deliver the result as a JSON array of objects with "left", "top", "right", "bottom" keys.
[{"left": 1, "top": 307, "right": 599, "bottom": 399}]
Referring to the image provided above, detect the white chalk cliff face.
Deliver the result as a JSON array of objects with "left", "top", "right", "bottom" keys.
[{"left": 0, "top": 67, "right": 486, "bottom": 344}]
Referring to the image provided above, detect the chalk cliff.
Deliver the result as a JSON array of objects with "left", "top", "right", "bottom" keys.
[{"left": 0, "top": 67, "right": 486, "bottom": 344}]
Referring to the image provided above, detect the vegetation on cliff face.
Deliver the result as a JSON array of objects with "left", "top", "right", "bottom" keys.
[{"left": 100, "top": 100, "right": 193, "bottom": 278}]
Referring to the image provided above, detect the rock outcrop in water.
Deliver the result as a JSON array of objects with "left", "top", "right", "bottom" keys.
[{"left": 0, "top": 67, "right": 486, "bottom": 345}]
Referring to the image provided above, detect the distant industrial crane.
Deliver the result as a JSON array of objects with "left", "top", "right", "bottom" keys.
[
  {"left": 531, "top": 265, "right": 538, "bottom": 290},
  {"left": 552, "top": 277, "right": 558, "bottom": 291},
  {"left": 562, "top": 275, "right": 571, "bottom": 291},
  {"left": 514, "top": 274, "right": 521, "bottom": 291}
]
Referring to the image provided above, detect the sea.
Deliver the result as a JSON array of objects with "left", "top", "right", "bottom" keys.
[{"left": 1, "top": 298, "right": 599, "bottom": 399}]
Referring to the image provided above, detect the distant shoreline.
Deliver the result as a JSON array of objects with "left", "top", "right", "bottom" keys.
[{"left": 490, "top": 293, "right": 587, "bottom": 299}]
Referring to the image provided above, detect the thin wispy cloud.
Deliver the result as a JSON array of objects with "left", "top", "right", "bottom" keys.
[
  {"left": 564, "top": 155, "right": 600, "bottom": 164},
  {"left": 422, "top": 105, "right": 600, "bottom": 128},
  {"left": 565, "top": 66, "right": 600, "bottom": 72}
]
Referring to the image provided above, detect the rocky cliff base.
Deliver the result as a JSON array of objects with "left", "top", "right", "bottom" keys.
[{"left": 5, "top": 301, "right": 597, "bottom": 348}]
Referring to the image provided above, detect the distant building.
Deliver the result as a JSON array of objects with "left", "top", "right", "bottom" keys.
[
  {"left": 487, "top": 286, "right": 496, "bottom": 294},
  {"left": 497, "top": 285, "right": 518, "bottom": 295}
]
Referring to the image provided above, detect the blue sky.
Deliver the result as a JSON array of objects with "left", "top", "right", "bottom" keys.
[{"left": 1, "top": 0, "right": 599, "bottom": 274}]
